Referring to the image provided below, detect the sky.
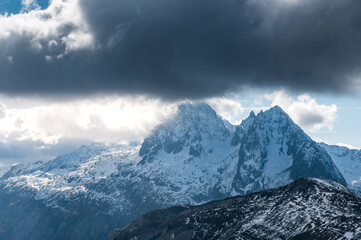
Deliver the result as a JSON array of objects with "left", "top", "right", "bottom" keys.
[
  {"left": 0, "top": 0, "right": 49, "bottom": 14},
  {"left": 0, "top": 0, "right": 360, "bottom": 165}
]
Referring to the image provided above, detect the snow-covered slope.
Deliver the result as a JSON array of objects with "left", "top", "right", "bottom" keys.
[
  {"left": 321, "top": 143, "right": 361, "bottom": 195},
  {"left": 0, "top": 165, "right": 11, "bottom": 178},
  {"left": 2, "top": 143, "right": 140, "bottom": 203},
  {"left": 139, "top": 103, "right": 231, "bottom": 164},
  {"left": 108, "top": 178, "right": 361, "bottom": 240},
  {"left": 0, "top": 103, "right": 349, "bottom": 240},
  {"left": 232, "top": 106, "right": 346, "bottom": 194}
]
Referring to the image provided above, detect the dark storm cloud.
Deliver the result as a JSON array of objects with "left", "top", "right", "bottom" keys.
[{"left": 1, "top": 0, "right": 361, "bottom": 99}]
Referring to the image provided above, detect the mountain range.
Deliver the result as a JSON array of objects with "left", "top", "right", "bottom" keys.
[
  {"left": 108, "top": 178, "right": 361, "bottom": 240},
  {"left": 0, "top": 103, "right": 359, "bottom": 239}
]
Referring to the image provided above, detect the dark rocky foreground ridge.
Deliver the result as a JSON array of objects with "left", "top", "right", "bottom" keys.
[{"left": 108, "top": 178, "right": 361, "bottom": 240}]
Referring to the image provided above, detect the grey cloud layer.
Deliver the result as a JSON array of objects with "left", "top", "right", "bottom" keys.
[
  {"left": 1, "top": 0, "right": 361, "bottom": 99},
  {"left": 0, "top": 138, "right": 91, "bottom": 164}
]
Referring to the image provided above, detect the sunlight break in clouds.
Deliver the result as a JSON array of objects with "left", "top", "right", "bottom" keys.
[
  {"left": 0, "top": 96, "right": 176, "bottom": 145},
  {"left": 206, "top": 98, "right": 244, "bottom": 125},
  {"left": 266, "top": 91, "right": 338, "bottom": 131}
]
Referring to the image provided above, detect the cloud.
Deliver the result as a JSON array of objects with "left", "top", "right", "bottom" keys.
[
  {"left": 0, "top": 0, "right": 360, "bottom": 99},
  {"left": 0, "top": 138, "right": 90, "bottom": 165},
  {"left": 0, "top": 0, "right": 94, "bottom": 103},
  {"left": 0, "top": 104, "right": 5, "bottom": 119},
  {"left": 21, "top": 0, "right": 40, "bottom": 12},
  {"left": 0, "top": 96, "right": 176, "bottom": 145},
  {"left": 0, "top": 95, "right": 179, "bottom": 164},
  {"left": 206, "top": 97, "right": 244, "bottom": 125},
  {"left": 336, "top": 142, "right": 360, "bottom": 150},
  {"left": 0, "top": 96, "right": 241, "bottom": 164},
  {"left": 266, "top": 90, "right": 337, "bottom": 131}
]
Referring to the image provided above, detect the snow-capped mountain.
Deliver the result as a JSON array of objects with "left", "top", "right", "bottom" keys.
[
  {"left": 321, "top": 143, "right": 361, "bottom": 195},
  {"left": 0, "top": 103, "right": 349, "bottom": 239},
  {"left": 232, "top": 106, "right": 346, "bottom": 194},
  {"left": 108, "top": 178, "right": 361, "bottom": 240},
  {"left": 139, "top": 103, "right": 231, "bottom": 164},
  {"left": 2, "top": 143, "right": 139, "bottom": 202}
]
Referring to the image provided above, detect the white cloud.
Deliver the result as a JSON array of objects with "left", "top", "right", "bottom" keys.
[
  {"left": 336, "top": 143, "right": 360, "bottom": 150},
  {"left": 206, "top": 97, "right": 244, "bottom": 125},
  {"left": 0, "top": 104, "right": 5, "bottom": 119},
  {"left": 21, "top": 0, "right": 40, "bottom": 13},
  {"left": 0, "top": 96, "right": 176, "bottom": 145},
  {"left": 7, "top": 56, "right": 13, "bottom": 64},
  {"left": 0, "top": 0, "right": 94, "bottom": 57},
  {"left": 265, "top": 90, "right": 337, "bottom": 131},
  {"left": 0, "top": 96, "right": 245, "bottom": 150}
]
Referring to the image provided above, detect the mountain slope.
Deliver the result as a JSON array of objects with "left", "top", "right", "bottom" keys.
[
  {"left": 108, "top": 178, "right": 361, "bottom": 240},
  {"left": 233, "top": 106, "right": 346, "bottom": 194},
  {"left": 139, "top": 103, "right": 231, "bottom": 164},
  {"left": 0, "top": 103, "right": 348, "bottom": 239},
  {"left": 321, "top": 143, "right": 361, "bottom": 195},
  {"left": 0, "top": 143, "right": 139, "bottom": 240}
]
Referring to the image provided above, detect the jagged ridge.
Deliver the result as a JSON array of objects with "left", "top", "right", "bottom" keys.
[{"left": 108, "top": 178, "right": 361, "bottom": 240}]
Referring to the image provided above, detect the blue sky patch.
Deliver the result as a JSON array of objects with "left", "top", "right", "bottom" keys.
[{"left": 0, "top": 0, "right": 49, "bottom": 15}]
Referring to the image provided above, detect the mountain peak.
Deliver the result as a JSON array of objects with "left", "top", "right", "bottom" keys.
[
  {"left": 270, "top": 105, "right": 283, "bottom": 111},
  {"left": 139, "top": 102, "right": 230, "bottom": 163},
  {"left": 233, "top": 104, "right": 347, "bottom": 193},
  {"left": 174, "top": 102, "right": 221, "bottom": 126},
  {"left": 265, "top": 105, "right": 288, "bottom": 117},
  {"left": 296, "top": 177, "right": 350, "bottom": 193},
  {"left": 249, "top": 110, "right": 256, "bottom": 118},
  {"left": 177, "top": 102, "right": 214, "bottom": 115},
  {"left": 169, "top": 102, "right": 227, "bottom": 133},
  {"left": 255, "top": 105, "right": 294, "bottom": 126}
]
